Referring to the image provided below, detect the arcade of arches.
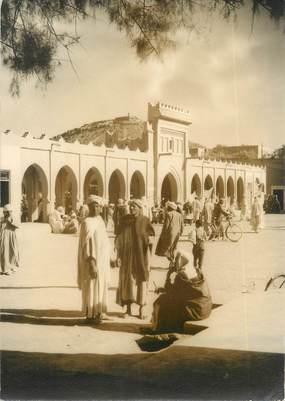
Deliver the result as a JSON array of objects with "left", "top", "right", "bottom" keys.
[{"left": 20, "top": 163, "right": 248, "bottom": 221}]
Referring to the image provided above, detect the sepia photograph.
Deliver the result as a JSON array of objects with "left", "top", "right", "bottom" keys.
[{"left": 0, "top": 1, "right": 284, "bottom": 400}]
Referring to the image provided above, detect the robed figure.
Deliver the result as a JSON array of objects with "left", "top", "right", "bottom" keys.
[
  {"left": 0, "top": 204, "right": 20, "bottom": 275},
  {"left": 77, "top": 196, "right": 111, "bottom": 322},
  {"left": 152, "top": 250, "right": 212, "bottom": 333},
  {"left": 116, "top": 199, "right": 155, "bottom": 319},
  {"left": 155, "top": 201, "right": 184, "bottom": 261}
]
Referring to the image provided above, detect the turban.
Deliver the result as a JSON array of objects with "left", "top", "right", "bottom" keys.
[
  {"left": 176, "top": 251, "right": 190, "bottom": 269},
  {"left": 129, "top": 199, "right": 143, "bottom": 209},
  {"left": 3, "top": 204, "right": 12, "bottom": 212},
  {"left": 87, "top": 195, "right": 105, "bottom": 207},
  {"left": 166, "top": 201, "right": 177, "bottom": 211}
]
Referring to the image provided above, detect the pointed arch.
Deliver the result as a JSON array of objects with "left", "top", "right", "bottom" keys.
[
  {"left": 216, "top": 176, "right": 225, "bottom": 198},
  {"left": 130, "top": 170, "right": 145, "bottom": 199},
  {"left": 84, "top": 167, "right": 104, "bottom": 201},
  {"left": 227, "top": 176, "right": 235, "bottom": 199},
  {"left": 108, "top": 169, "right": 126, "bottom": 203},
  {"left": 191, "top": 174, "right": 202, "bottom": 196},
  {"left": 161, "top": 173, "right": 178, "bottom": 202},
  {"left": 204, "top": 174, "right": 213, "bottom": 191},
  {"left": 21, "top": 163, "right": 48, "bottom": 222},
  {"left": 55, "top": 166, "right": 78, "bottom": 213},
  {"left": 237, "top": 177, "right": 244, "bottom": 207}
]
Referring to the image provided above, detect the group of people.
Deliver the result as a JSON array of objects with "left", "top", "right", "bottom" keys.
[
  {"left": 1, "top": 187, "right": 267, "bottom": 333},
  {"left": 49, "top": 206, "right": 79, "bottom": 234},
  {"left": 48, "top": 197, "right": 151, "bottom": 236},
  {"left": 151, "top": 195, "right": 238, "bottom": 226},
  {"left": 21, "top": 194, "right": 44, "bottom": 223},
  {"left": 77, "top": 195, "right": 212, "bottom": 333},
  {"left": 153, "top": 195, "right": 233, "bottom": 243}
]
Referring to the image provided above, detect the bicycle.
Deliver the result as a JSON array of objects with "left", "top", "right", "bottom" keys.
[
  {"left": 209, "top": 215, "right": 243, "bottom": 242},
  {"left": 264, "top": 274, "right": 285, "bottom": 291}
]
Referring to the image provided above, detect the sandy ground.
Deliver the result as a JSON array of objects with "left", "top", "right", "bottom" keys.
[{"left": 1, "top": 214, "right": 285, "bottom": 400}]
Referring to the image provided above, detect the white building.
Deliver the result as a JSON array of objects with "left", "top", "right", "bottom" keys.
[{"left": 0, "top": 102, "right": 266, "bottom": 221}]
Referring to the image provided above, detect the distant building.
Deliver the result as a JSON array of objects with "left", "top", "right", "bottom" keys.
[
  {"left": 189, "top": 143, "right": 206, "bottom": 159},
  {"left": 252, "top": 158, "right": 285, "bottom": 211},
  {"left": 208, "top": 145, "right": 264, "bottom": 160},
  {"left": 0, "top": 102, "right": 266, "bottom": 221},
  {"left": 204, "top": 144, "right": 284, "bottom": 211}
]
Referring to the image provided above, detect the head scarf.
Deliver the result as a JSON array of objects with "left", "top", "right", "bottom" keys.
[
  {"left": 129, "top": 199, "right": 143, "bottom": 209},
  {"left": 87, "top": 195, "right": 104, "bottom": 207},
  {"left": 3, "top": 204, "right": 12, "bottom": 212},
  {"left": 117, "top": 198, "right": 125, "bottom": 206},
  {"left": 166, "top": 201, "right": 177, "bottom": 211}
]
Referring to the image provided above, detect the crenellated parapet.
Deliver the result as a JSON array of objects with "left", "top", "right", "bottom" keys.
[
  {"left": 148, "top": 102, "right": 192, "bottom": 125},
  {"left": 7, "top": 129, "right": 149, "bottom": 158},
  {"left": 189, "top": 157, "right": 266, "bottom": 170}
]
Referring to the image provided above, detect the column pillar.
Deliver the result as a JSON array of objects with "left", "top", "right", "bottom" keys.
[{"left": 126, "top": 158, "right": 130, "bottom": 200}]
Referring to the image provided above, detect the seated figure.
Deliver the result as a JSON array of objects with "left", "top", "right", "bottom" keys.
[
  {"left": 48, "top": 207, "right": 65, "bottom": 234},
  {"left": 152, "top": 249, "right": 212, "bottom": 333},
  {"left": 63, "top": 211, "right": 78, "bottom": 234}
]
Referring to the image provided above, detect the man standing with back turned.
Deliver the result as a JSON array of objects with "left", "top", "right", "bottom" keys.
[
  {"left": 116, "top": 199, "right": 155, "bottom": 319},
  {"left": 155, "top": 201, "right": 184, "bottom": 262}
]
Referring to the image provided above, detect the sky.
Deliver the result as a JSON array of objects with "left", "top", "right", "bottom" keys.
[{"left": 0, "top": 3, "right": 284, "bottom": 150}]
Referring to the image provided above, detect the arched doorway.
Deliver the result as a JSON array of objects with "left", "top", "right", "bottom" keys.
[
  {"left": 204, "top": 175, "right": 213, "bottom": 190},
  {"left": 237, "top": 177, "right": 244, "bottom": 207},
  {"left": 84, "top": 168, "right": 104, "bottom": 201},
  {"left": 108, "top": 170, "right": 126, "bottom": 203},
  {"left": 161, "top": 173, "right": 178, "bottom": 202},
  {"left": 204, "top": 174, "right": 214, "bottom": 199},
  {"left": 191, "top": 174, "right": 202, "bottom": 196},
  {"left": 216, "top": 176, "right": 224, "bottom": 198},
  {"left": 55, "top": 166, "right": 78, "bottom": 213},
  {"left": 22, "top": 164, "right": 48, "bottom": 222},
  {"left": 130, "top": 171, "right": 145, "bottom": 199},
  {"left": 227, "top": 176, "right": 235, "bottom": 200}
]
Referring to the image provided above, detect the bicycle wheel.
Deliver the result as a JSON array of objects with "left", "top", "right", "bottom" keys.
[
  {"left": 226, "top": 223, "right": 243, "bottom": 242},
  {"left": 265, "top": 274, "right": 285, "bottom": 291}
]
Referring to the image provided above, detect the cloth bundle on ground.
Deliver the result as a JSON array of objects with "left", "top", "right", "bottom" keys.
[{"left": 136, "top": 333, "right": 180, "bottom": 352}]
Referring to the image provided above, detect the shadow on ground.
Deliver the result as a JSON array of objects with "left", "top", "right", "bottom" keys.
[
  {"left": 1, "top": 347, "right": 283, "bottom": 400},
  {"left": 0, "top": 305, "right": 222, "bottom": 333},
  {"left": 0, "top": 309, "right": 152, "bottom": 334}
]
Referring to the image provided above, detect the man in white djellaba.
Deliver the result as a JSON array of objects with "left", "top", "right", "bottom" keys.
[{"left": 77, "top": 195, "right": 111, "bottom": 323}]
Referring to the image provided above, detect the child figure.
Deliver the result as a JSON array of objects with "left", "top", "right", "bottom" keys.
[{"left": 192, "top": 219, "right": 207, "bottom": 269}]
